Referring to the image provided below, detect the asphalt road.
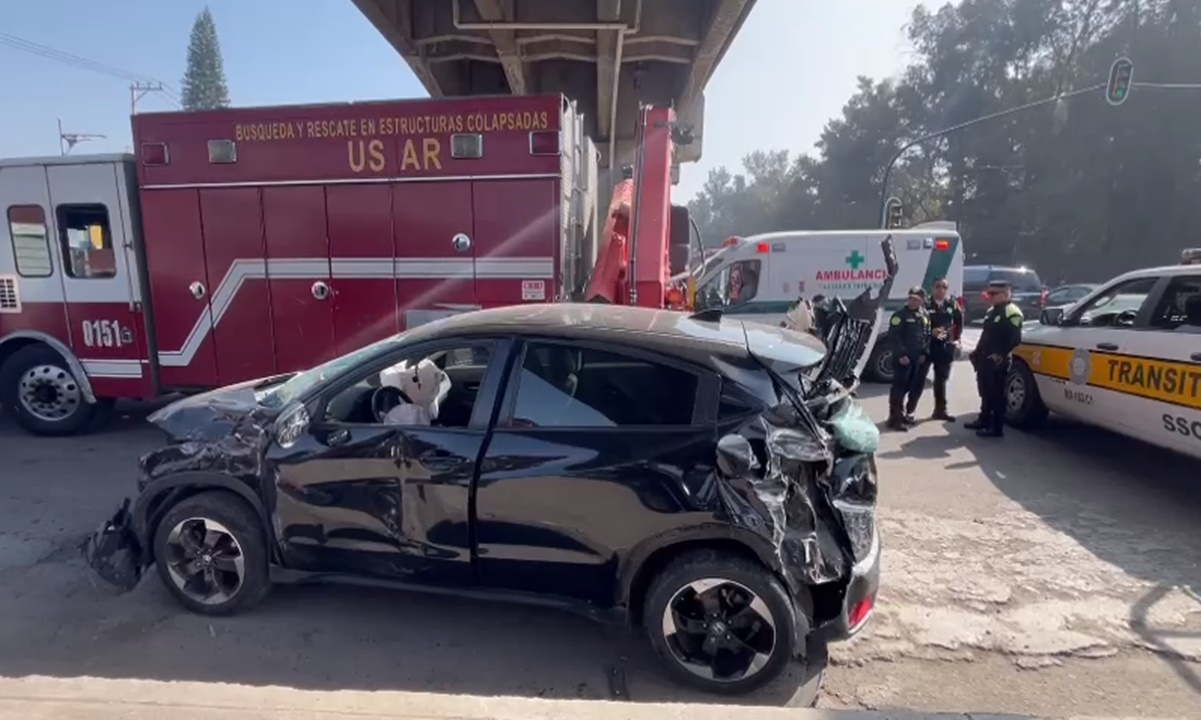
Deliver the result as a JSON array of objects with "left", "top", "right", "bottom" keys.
[{"left": 1, "top": 371, "right": 1199, "bottom": 717}]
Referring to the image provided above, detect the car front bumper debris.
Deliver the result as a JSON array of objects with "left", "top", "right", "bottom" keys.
[{"left": 80, "top": 498, "right": 145, "bottom": 593}]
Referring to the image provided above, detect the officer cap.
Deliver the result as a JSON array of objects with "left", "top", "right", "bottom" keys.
[
  {"left": 907, "top": 285, "right": 926, "bottom": 299},
  {"left": 987, "top": 280, "right": 1010, "bottom": 291}
]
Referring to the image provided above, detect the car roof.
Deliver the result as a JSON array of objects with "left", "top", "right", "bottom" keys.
[
  {"left": 404, "top": 303, "right": 756, "bottom": 364},
  {"left": 965, "top": 265, "right": 1039, "bottom": 274}
]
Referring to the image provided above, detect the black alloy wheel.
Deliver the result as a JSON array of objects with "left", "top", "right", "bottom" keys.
[
  {"left": 153, "top": 492, "right": 271, "bottom": 616},
  {"left": 643, "top": 551, "right": 805, "bottom": 696}
]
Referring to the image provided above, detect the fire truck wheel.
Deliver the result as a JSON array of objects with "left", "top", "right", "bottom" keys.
[{"left": 0, "top": 344, "right": 97, "bottom": 436}]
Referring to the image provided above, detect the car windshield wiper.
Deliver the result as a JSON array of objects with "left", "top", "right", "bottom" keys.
[{"left": 251, "top": 372, "right": 298, "bottom": 391}]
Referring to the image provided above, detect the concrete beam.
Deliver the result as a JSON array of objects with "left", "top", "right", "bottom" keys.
[
  {"left": 351, "top": 0, "right": 444, "bottom": 97},
  {"left": 678, "top": 0, "right": 755, "bottom": 115},
  {"left": 595, "top": 0, "right": 622, "bottom": 163},
  {"left": 472, "top": 0, "right": 532, "bottom": 95}
]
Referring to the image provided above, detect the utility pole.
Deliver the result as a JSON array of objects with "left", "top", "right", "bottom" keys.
[
  {"left": 58, "top": 118, "right": 105, "bottom": 156},
  {"left": 130, "top": 81, "right": 168, "bottom": 115}
]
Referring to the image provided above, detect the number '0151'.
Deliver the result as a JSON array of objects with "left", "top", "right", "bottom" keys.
[{"left": 81, "top": 320, "right": 124, "bottom": 348}]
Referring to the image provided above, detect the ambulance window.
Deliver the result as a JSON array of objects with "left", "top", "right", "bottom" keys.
[
  {"left": 1148, "top": 276, "right": 1201, "bottom": 330},
  {"left": 56, "top": 204, "right": 116, "bottom": 280},
  {"left": 6, "top": 205, "right": 53, "bottom": 278}
]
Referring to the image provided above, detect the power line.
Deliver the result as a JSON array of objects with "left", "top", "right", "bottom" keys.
[{"left": 0, "top": 31, "right": 181, "bottom": 108}]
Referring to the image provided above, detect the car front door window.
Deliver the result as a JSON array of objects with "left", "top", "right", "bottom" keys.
[{"left": 1068, "top": 277, "right": 1158, "bottom": 328}]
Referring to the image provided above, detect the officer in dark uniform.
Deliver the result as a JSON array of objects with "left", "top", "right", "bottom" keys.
[
  {"left": 965, "top": 280, "right": 1024, "bottom": 437},
  {"left": 911, "top": 277, "right": 964, "bottom": 421},
  {"left": 886, "top": 286, "right": 930, "bottom": 432}
]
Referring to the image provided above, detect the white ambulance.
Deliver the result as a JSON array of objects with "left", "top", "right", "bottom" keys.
[{"left": 691, "top": 222, "right": 965, "bottom": 382}]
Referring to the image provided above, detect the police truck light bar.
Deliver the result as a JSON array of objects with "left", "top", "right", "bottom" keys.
[{"left": 1106, "top": 57, "right": 1134, "bottom": 107}]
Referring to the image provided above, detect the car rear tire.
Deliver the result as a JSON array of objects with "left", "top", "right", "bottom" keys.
[
  {"left": 153, "top": 491, "right": 271, "bottom": 616},
  {"left": 0, "top": 344, "right": 97, "bottom": 436},
  {"left": 865, "top": 343, "right": 894, "bottom": 384},
  {"left": 642, "top": 550, "right": 807, "bottom": 697},
  {"left": 1005, "top": 359, "right": 1049, "bottom": 429}
]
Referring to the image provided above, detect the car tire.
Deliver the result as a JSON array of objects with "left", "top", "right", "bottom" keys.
[
  {"left": 0, "top": 344, "right": 97, "bottom": 436},
  {"left": 1005, "top": 359, "right": 1049, "bottom": 429},
  {"left": 643, "top": 549, "right": 802, "bottom": 696},
  {"left": 865, "top": 343, "right": 894, "bottom": 384},
  {"left": 152, "top": 491, "right": 271, "bottom": 616}
]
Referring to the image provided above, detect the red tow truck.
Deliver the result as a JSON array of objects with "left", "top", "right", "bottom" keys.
[{"left": 0, "top": 95, "right": 691, "bottom": 435}]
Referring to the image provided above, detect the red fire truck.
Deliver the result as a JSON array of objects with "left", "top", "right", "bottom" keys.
[{"left": 0, "top": 94, "right": 694, "bottom": 436}]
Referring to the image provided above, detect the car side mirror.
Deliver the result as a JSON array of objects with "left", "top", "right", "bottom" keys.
[
  {"left": 274, "top": 403, "right": 311, "bottom": 449},
  {"left": 1041, "top": 307, "right": 1065, "bottom": 326},
  {"left": 716, "top": 434, "right": 759, "bottom": 477}
]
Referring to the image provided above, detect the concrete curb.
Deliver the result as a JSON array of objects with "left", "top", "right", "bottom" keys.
[{"left": 0, "top": 676, "right": 1180, "bottom": 720}]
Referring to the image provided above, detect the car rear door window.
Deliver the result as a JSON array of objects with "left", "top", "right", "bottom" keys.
[
  {"left": 1148, "top": 275, "right": 1201, "bottom": 331},
  {"left": 510, "top": 343, "right": 698, "bottom": 427}
]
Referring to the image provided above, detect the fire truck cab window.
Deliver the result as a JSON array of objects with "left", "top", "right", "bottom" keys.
[
  {"left": 6, "top": 205, "right": 53, "bottom": 278},
  {"left": 699, "top": 259, "right": 762, "bottom": 309},
  {"left": 508, "top": 343, "right": 698, "bottom": 428},
  {"left": 56, "top": 204, "right": 116, "bottom": 280}
]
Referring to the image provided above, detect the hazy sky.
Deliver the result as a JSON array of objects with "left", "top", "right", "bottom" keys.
[{"left": 0, "top": 0, "right": 932, "bottom": 202}]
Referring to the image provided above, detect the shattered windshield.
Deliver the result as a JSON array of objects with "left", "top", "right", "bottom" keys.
[{"left": 256, "top": 333, "right": 407, "bottom": 409}]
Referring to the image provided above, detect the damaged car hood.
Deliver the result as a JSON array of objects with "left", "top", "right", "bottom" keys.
[
  {"left": 148, "top": 378, "right": 281, "bottom": 443},
  {"left": 141, "top": 379, "right": 281, "bottom": 483}
]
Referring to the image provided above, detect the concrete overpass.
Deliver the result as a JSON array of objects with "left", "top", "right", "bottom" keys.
[{"left": 351, "top": 0, "right": 755, "bottom": 179}]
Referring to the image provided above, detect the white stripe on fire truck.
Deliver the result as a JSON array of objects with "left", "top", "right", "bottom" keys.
[
  {"left": 81, "top": 359, "right": 144, "bottom": 379},
  {"left": 156, "top": 256, "right": 554, "bottom": 367}
]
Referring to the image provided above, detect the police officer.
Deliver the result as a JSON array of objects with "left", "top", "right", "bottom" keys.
[
  {"left": 911, "top": 277, "right": 963, "bottom": 421},
  {"left": 965, "top": 280, "right": 1023, "bottom": 437},
  {"left": 887, "top": 286, "right": 930, "bottom": 431}
]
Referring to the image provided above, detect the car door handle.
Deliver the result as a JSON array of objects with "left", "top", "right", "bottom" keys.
[
  {"left": 1096, "top": 343, "right": 1119, "bottom": 351},
  {"left": 326, "top": 428, "right": 351, "bottom": 447}
]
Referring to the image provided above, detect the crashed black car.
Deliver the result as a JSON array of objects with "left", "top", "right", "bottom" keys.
[{"left": 83, "top": 302, "right": 881, "bottom": 696}]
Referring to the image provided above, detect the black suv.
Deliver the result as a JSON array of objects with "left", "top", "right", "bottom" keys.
[
  {"left": 83, "top": 304, "right": 881, "bottom": 699},
  {"left": 963, "top": 265, "right": 1045, "bottom": 322}
]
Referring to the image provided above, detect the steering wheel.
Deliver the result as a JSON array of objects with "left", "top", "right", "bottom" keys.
[{"left": 371, "top": 386, "right": 404, "bottom": 423}]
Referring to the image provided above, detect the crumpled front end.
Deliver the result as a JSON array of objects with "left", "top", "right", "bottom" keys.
[
  {"left": 717, "top": 302, "right": 883, "bottom": 642},
  {"left": 81, "top": 384, "right": 278, "bottom": 594},
  {"left": 80, "top": 498, "right": 145, "bottom": 593}
]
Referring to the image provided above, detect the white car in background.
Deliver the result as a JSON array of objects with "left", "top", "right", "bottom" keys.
[{"left": 1005, "top": 251, "right": 1201, "bottom": 459}]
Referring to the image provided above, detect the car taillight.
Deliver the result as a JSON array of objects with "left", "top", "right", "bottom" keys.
[
  {"left": 981, "top": 290, "right": 990, "bottom": 301},
  {"left": 1040, "top": 289, "right": 1048, "bottom": 306}
]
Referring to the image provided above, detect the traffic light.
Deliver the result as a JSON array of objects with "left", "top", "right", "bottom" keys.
[
  {"left": 885, "top": 197, "right": 904, "bottom": 229},
  {"left": 1106, "top": 57, "right": 1134, "bottom": 106}
]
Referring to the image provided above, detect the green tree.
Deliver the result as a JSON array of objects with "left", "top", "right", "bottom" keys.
[
  {"left": 180, "top": 7, "right": 231, "bottom": 110},
  {"left": 688, "top": 0, "right": 1201, "bottom": 283}
]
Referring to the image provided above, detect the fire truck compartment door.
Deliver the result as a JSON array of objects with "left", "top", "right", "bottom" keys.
[
  {"left": 471, "top": 179, "right": 558, "bottom": 308},
  {"left": 262, "top": 185, "right": 334, "bottom": 373},
  {"left": 197, "top": 188, "right": 276, "bottom": 386},
  {"left": 391, "top": 181, "right": 478, "bottom": 330},
  {"left": 44, "top": 163, "right": 146, "bottom": 389}
]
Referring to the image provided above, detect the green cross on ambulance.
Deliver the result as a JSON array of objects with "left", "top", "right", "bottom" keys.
[
  {"left": 1004, "top": 249, "right": 1201, "bottom": 460},
  {"left": 688, "top": 222, "right": 965, "bottom": 383}
]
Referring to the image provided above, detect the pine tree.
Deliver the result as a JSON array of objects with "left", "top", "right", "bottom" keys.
[{"left": 180, "top": 7, "right": 231, "bottom": 110}]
